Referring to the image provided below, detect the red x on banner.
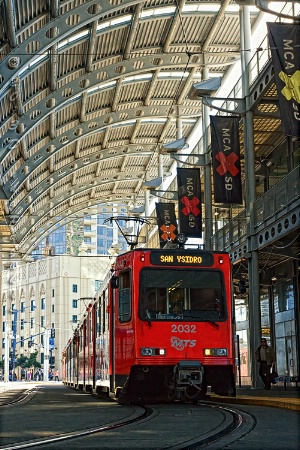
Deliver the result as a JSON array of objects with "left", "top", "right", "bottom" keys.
[
  {"left": 155, "top": 202, "right": 178, "bottom": 247},
  {"left": 160, "top": 224, "right": 177, "bottom": 240},
  {"left": 177, "top": 168, "right": 202, "bottom": 238},
  {"left": 181, "top": 196, "right": 201, "bottom": 216},
  {"left": 215, "top": 152, "right": 239, "bottom": 176},
  {"left": 210, "top": 115, "right": 243, "bottom": 204}
]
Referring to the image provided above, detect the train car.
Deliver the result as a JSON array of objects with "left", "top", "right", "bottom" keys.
[{"left": 63, "top": 247, "right": 236, "bottom": 403}]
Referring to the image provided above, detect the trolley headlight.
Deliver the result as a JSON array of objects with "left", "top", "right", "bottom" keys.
[
  {"left": 141, "top": 347, "right": 166, "bottom": 356},
  {"left": 204, "top": 348, "right": 227, "bottom": 356}
]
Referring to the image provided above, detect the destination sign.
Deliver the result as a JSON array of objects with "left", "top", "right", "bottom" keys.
[{"left": 150, "top": 250, "right": 214, "bottom": 266}]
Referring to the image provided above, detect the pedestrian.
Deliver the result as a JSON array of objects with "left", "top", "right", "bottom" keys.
[
  {"left": 255, "top": 338, "right": 276, "bottom": 390},
  {"left": 54, "top": 369, "right": 59, "bottom": 382}
]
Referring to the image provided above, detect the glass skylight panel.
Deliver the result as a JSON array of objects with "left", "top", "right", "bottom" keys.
[
  {"left": 68, "top": 30, "right": 89, "bottom": 43},
  {"left": 141, "top": 6, "right": 176, "bottom": 18},
  {"left": 110, "top": 15, "right": 131, "bottom": 26},
  {"left": 88, "top": 81, "right": 116, "bottom": 94},
  {"left": 158, "top": 71, "right": 189, "bottom": 79},
  {"left": 124, "top": 74, "right": 152, "bottom": 83}
]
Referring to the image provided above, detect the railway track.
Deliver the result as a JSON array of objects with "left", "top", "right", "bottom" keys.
[
  {"left": 0, "top": 386, "right": 39, "bottom": 407},
  {"left": 0, "top": 390, "right": 256, "bottom": 450}
]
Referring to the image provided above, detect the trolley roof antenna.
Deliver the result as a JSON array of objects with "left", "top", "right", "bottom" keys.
[{"left": 104, "top": 216, "right": 151, "bottom": 250}]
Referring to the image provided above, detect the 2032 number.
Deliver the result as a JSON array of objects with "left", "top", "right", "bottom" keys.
[{"left": 171, "top": 324, "right": 196, "bottom": 333}]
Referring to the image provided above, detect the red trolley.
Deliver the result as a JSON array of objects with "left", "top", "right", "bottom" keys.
[{"left": 63, "top": 247, "right": 236, "bottom": 403}]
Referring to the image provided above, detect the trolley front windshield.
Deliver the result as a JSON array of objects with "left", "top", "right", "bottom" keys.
[{"left": 139, "top": 268, "right": 227, "bottom": 322}]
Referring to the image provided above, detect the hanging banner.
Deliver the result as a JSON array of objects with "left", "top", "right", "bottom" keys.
[
  {"left": 267, "top": 23, "right": 300, "bottom": 138},
  {"left": 210, "top": 115, "right": 243, "bottom": 204},
  {"left": 177, "top": 168, "right": 202, "bottom": 238},
  {"left": 155, "top": 202, "right": 178, "bottom": 248}
]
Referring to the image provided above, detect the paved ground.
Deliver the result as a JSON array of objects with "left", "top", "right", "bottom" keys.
[
  {"left": 0, "top": 382, "right": 299, "bottom": 449},
  {"left": 1, "top": 381, "right": 299, "bottom": 410}
]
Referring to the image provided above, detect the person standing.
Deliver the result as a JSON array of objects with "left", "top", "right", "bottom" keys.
[
  {"left": 54, "top": 369, "right": 59, "bottom": 382},
  {"left": 255, "top": 338, "right": 276, "bottom": 390}
]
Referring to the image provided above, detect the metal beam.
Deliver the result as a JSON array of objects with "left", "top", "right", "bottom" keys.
[
  {"left": 14, "top": 177, "right": 145, "bottom": 243},
  {"left": 0, "top": 52, "right": 236, "bottom": 157},
  {"left": 3, "top": 105, "right": 199, "bottom": 197},
  {"left": 163, "top": 0, "right": 185, "bottom": 53},
  {"left": 4, "top": 0, "right": 16, "bottom": 48},
  {"left": 124, "top": 3, "right": 143, "bottom": 59},
  {"left": 0, "top": 0, "right": 146, "bottom": 95},
  {"left": 86, "top": 4, "right": 101, "bottom": 72}
]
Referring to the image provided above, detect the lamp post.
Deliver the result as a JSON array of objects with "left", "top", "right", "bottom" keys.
[
  {"left": 4, "top": 329, "right": 11, "bottom": 382},
  {"left": 43, "top": 328, "right": 50, "bottom": 382}
]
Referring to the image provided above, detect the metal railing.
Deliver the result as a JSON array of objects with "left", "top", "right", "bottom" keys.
[{"left": 212, "top": 165, "right": 300, "bottom": 250}]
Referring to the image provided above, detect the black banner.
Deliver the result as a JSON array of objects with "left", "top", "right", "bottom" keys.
[
  {"left": 210, "top": 115, "right": 243, "bottom": 204},
  {"left": 155, "top": 202, "right": 178, "bottom": 248},
  {"left": 177, "top": 168, "right": 202, "bottom": 238},
  {"left": 267, "top": 23, "right": 300, "bottom": 138}
]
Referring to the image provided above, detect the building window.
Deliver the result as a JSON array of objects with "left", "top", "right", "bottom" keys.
[
  {"left": 21, "top": 319, "right": 24, "bottom": 330},
  {"left": 20, "top": 337, "right": 24, "bottom": 348},
  {"left": 95, "top": 280, "right": 102, "bottom": 291},
  {"left": 2, "top": 338, "right": 5, "bottom": 349},
  {"left": 21, "top": 301, "right": 25, "bottom": 312},
  {"left": 41, "top": 334, "right": 44, "bottom": 346},
  {"left": 72, "top": 300, "right": 78, "bottom": 308},
  {"left": 41, "top": 298, "right": 45, "bottom": 310},
  {"left": 72, "top": 284, "right": 78, "bottom": 293},
  {"left": 2, "top": 305, "right": 6, "bottom": 316},
  {"left": 30, "top": 300, "right": 35, "bottom": 311},
  {"left": 52, "top": 304, "right": 54, "bottom": 313},
  {"left": 41, "top": 353, "right": 44, "bottom": 364},
  {"left": 41, "top": 316, "right": 45, "bottom": 327},
  {"left": 11, "top": 303, "right": 15, "bottom": 312},
  {"left": 30, "top": 318, "right": 34, "bottom": 329},
  {"left": 2, "top": 322, "right": 5, "bottom": 332},
  {"left": 52, "top": 289, "right": 55, "bottom": 297},
  {"left": 72, "top": 315, "right": 78, "bottom": 323}
]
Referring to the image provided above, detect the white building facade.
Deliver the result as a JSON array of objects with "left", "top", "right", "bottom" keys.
[{"left": 0, "top": 255, "right": 112, "bottom": 379}]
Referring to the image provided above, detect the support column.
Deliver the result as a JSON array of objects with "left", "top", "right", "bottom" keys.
[
  {"left": 176, "top": 109, "right": 183, "bottom": 168},
  {"left": 158, "top": 153, "right": 163, "bottom": 181},
  {"left": 144, "top": 189, "right": 150, "bottom": 240},
  {"left": 202, "top": 66, "right": 213, "bottom": 249},
  {"left": 240, "top": 5, "right": 261, "bottom": 388}
]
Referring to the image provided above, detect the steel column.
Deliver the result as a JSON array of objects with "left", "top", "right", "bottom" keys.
[
  {"left": 240, "top": 5, "right": 261, "bottom": 389},
  {"left": 202, "top": 66, "right": 213, "bottom": 249}
]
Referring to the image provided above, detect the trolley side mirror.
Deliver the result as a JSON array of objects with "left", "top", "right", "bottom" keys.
[{"left": 111, "top": 276, "right": 119, "bottom": 289}]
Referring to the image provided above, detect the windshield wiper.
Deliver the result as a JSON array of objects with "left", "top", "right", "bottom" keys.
[
  {"left": 146, "top": 309, "right": 151, "bottom": 328},
  {"left": 207, "top": 320, "right": 219, "bottom": 329}
]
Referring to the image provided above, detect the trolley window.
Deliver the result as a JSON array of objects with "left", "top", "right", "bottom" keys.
[
  {"left": 118, "top": 270, "right": 132, "bottom": 322},
  {"left": 139, "top": 268, "right": 227, "bottom": 322}
]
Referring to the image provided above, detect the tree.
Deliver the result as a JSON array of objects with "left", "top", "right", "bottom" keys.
[
  {"left": 28, "top": 352, "right": 41, "bottom": 369},
  {"left": 15, "top": 351, "right": 41, "bottom": 369}
]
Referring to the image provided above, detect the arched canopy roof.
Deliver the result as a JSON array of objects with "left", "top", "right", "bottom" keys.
[{"left": 0, "top": 0, "right": 292, "bottom": 262}]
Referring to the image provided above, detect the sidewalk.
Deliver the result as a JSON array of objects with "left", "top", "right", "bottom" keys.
[{"left": 209, "top": 386, "right": 300, "bottom": 412}]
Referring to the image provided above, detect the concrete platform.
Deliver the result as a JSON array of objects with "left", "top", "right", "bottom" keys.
[{"left": 209, "top": 386, "right": 300, "bottom": 411}]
